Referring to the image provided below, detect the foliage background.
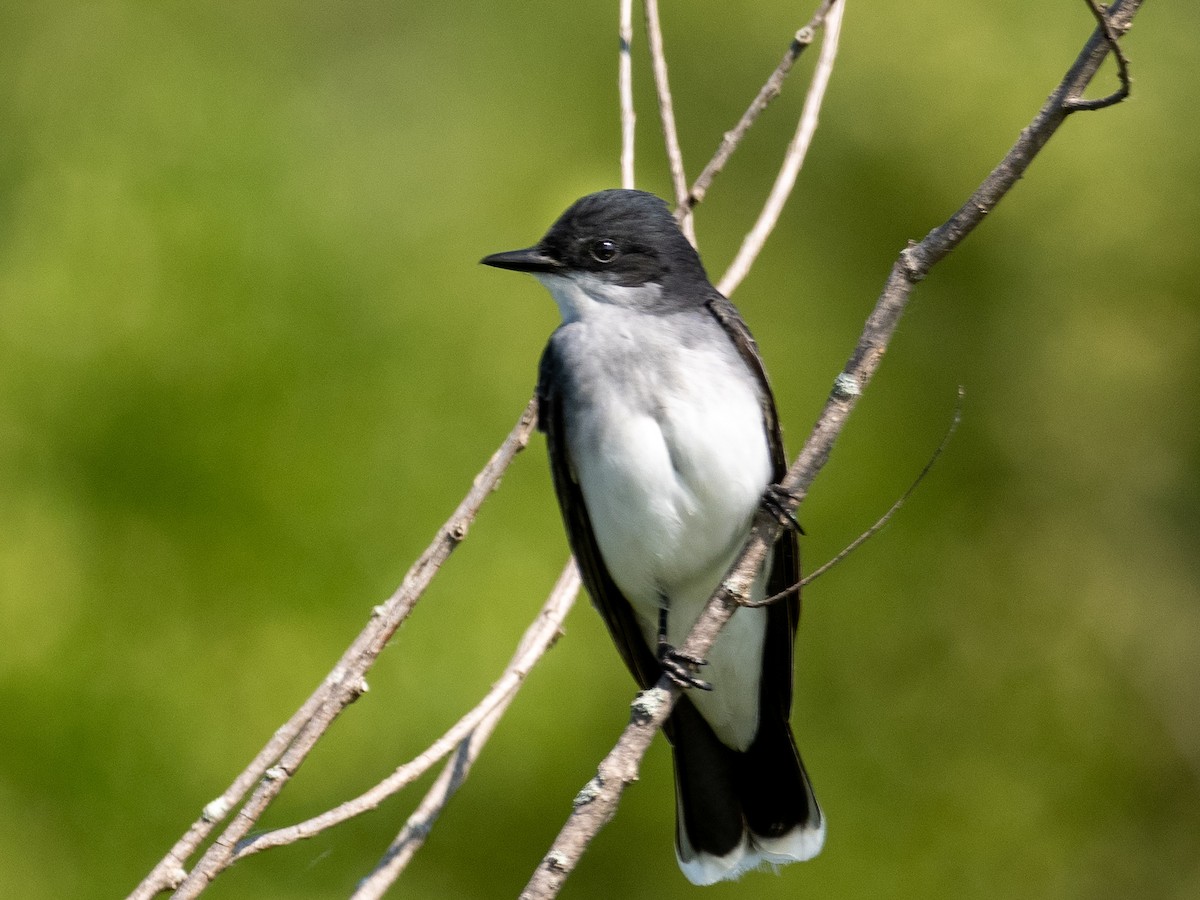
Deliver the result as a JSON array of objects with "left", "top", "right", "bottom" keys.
[{"left": 1, "top": 1, "right": 1196, "bottom": 897}]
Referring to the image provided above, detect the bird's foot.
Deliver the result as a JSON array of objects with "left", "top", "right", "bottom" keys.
[
  {"left": 657, "top": 643, "right": 712, "bottom": 691},
  {"left": 762, "top": 483, "right": 805, "bottom": 535}
]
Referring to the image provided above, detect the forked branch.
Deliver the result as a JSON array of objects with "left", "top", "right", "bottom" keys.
[
  {"left": 349, "top": 562, "right": 581, "bottom": 898},
  {"left": 130, "top": 400, "right": 540, "bottom": 898},
  {"left": 231, "top": 561, "right": 580, "bottom": 865}
]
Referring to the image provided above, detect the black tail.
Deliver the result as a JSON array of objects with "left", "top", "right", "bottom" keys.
[{"left": 669, "top": 696, "right": 823, "bottom": 885}]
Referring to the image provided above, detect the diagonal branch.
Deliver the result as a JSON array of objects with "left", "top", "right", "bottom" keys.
[
  {"left": 718, "top": 0, "right": 844, "bottom": 296},
  {"left": 908, "top": 0, "right": 1138, "bottom": 275},
  {"left": 683, "top": 0, "right": 840, "bottom": 216},
  {"left": 519, "top": 3, "right": 1141, "bottom": 897}
]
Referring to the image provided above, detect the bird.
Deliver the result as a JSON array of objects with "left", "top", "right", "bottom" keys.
[{"left": 481, "top": 188, "right": 823, "bottom": 884}]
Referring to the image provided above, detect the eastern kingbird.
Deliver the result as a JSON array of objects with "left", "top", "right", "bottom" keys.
[{"left": 482, "top": 189, "right": 823, "bottom": 884}]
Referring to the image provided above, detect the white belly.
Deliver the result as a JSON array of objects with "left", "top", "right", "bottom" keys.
[{"left": 564, "top": 324, "right": 774, "bottom": 750}]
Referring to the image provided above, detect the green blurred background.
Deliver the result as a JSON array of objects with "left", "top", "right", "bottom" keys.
[{"left": 1, "top": 1, "right": 1196, "bottom": 897}]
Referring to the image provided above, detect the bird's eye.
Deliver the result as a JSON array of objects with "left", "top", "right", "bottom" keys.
[{"left": 590, "top": 239, "right": 619, "bottom": 263}]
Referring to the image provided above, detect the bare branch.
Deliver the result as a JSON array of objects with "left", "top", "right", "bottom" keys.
[
  {"left": 233, "top": 560, "right": 581, "bottom": 862},
  {"left": 350, "top": 562, "right": 582, "bottom": 898},
  {"left": 644, "top": 0, "right": 695, "bottom": 244},
  {"left": 684, "top": 0, "right": 840, "bottom": 215},
  {"left": 520, "top": 3, "right": 1141, "bottom": 896},
  {"left": 619, "top": 0, "right": 636, "bottom": 189},
  {"left": 130, "top": 399, "right": 539, "bottom": 899},
  {"left": 718, "top": 0, "right": 844, "bottom": 297}
]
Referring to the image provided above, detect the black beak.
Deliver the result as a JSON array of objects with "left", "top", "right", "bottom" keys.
[{"left": 479, "top": 246, "right": 564, "bottom": 273}]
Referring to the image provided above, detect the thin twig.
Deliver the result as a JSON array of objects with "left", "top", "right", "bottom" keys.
[
  {"left": 130, "top": 399, "right": 539, "bottom": 899},
  {"left": 644, "top": 0, "right": 695, "bottom": 245},
  {"left": 748, "top": 385, "right": 964, "bottom": 608},
  {"left": 350, "top": 562, "right": 582, "bottom": 898},
  {"left": 788, "top": 386, "right": 964, "bottom": 593},
  {"left": 799, "top": 386, "right": 963, "bottom": 587},
  {"left": 619, "top": 0, "right": 636, "bottom": 189},
  {"left": 718, "top": 0, "right": 844, "bottom": 297},
  {"left": 684, "top": 0, "right": 839, "bottom": 215},
  {"left": 520, "top": 3, "right": 1141, "bottom": 896}
]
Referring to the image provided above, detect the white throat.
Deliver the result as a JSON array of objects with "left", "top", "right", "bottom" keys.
[{"left": 535, "top": 271, "right": 662, "bottom": 323}]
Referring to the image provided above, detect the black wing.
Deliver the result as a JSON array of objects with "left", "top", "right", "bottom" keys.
[
  {"left": 537, "top": 338, "right": 662, "bottom": 690},
  {"left": 703, "top": 291, "right": 801, "bottom": 719},
  {"left": 538, "top": 302, "right": 813, "bottom": 858}
]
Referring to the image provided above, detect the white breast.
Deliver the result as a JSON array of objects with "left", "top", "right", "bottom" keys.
[
  {"left": 575, "top": 353, "right": 769, "bottom": 600},
  {"left": 546, "top": 286, "right": 775, "bottom": 750}
]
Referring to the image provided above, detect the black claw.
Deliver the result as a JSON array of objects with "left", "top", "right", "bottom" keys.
[
  {"left": 763, "top": 483, "right": 805, "bottom": 535},
  {"left": 667, "top": 647, "right": 707, "bottom": 668},
  {"left": 658, "top": 644, "right": 713, "bottom": 691},
  {"left": 656, "top": 604, "right": 712, "bottom": 690}
]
